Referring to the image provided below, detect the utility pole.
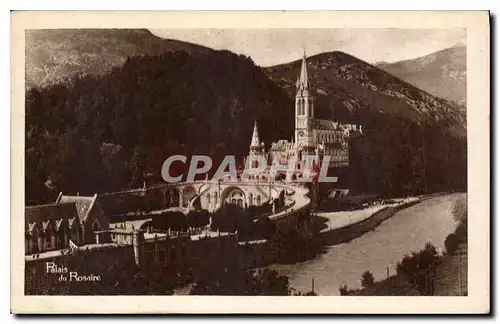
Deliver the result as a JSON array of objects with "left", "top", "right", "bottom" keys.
[
  {"left": 458, "top": 247, "right": 462, "bottom": 296},
  {"left": 421, "top": 122, "right": 427, "bottom": 194},
  {"left": 386, "top": 266, "right": 389, "bottom": 295},
  {"left": 312, "top": 277, "right": 315, "bottom": 294}
]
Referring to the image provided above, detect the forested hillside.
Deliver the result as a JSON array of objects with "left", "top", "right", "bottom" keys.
[
  {"left": 25, "top": 31, "right": 467, "bottom": 205},
  {"left": 266, "top": 51, "right": 467, "bottom": 196},
  {"left": 26, "top": 50, "right": 293, "bottom": 204}
]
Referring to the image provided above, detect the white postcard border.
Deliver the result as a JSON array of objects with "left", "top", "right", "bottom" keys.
[{"left": 11, "top": 11, "right": 490, "bottom": 314}]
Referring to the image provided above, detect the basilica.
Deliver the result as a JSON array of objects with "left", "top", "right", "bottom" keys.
[{"left": 248, "top": 51, "right": 362, "bottom": 174}]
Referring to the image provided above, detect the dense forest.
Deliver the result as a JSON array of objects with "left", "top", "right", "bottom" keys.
[
  {"left": 25, "top": 50, "right": 293, "bottom": 204},
  {"left": 25, "top": 46, "right": 466, "bottom": 205}
]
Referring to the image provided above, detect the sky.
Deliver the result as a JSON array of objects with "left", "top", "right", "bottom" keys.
[{"left": 150, "top": 28, "right": 465, "bottom": 67}]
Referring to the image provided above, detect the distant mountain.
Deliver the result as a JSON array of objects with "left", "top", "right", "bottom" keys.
[
  {"left": 376, "top": 46, "right": 466, "bottom": 107},
  {"left": 266, "top": 50, "right": 465, "bottom": 128},
  {"left": 26, "top": 29, "right": 213, "bottom": 88}
]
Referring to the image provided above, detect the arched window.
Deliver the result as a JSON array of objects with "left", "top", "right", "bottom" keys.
[
  {"left": 256, "top": 195, "right": 261, "bottom": 206},
  {"left": 78, "top": 226, "right": 83, "bottom": 245},
  {"left": 43, "top": 225, "right": 56, "bottom": 251},
  {"left": 25, "top": 233, "right": 32, "bottom": 254},
  {"left": 93, "top": 221, "right": 100, "bottom": 232},
  {"left": 207, "top": 193, "right": 211, "bottom": 207},
  {"left": 58, "top": 222, "right": 67, "bottom": 249},
  {"left": 38, "top": 231, "right": 46, "bottom": 252},
  {"left": 249, "top": 193, "right": 253, "bottom": 206}
]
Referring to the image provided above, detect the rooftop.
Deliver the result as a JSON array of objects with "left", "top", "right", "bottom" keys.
[{"left": 25, "top": 202, "right": 79, "bottom": 225}]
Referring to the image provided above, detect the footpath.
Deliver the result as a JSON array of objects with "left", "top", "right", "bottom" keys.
[{"left": 316, "top": 193, "right": 449, "bottom": 246}]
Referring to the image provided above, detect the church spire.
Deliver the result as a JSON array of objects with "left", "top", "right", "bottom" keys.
[
  {"left": 250, "top": 121, "right": 260, "bottom": 149},
  {"left": 297, "top": 50, "right": 309, "bottom": 91}
]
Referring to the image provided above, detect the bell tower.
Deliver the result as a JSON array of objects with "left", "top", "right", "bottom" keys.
[
  {"left": 248, "top": 121, "right": 265, "bottom": 169},
  {"left": 294, "top": 50, "right": 315, "bottom": 150}
]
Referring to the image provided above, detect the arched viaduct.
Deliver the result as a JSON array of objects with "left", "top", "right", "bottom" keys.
[{"left": 101, "top": 179, "right": 313, "bottom": 228}]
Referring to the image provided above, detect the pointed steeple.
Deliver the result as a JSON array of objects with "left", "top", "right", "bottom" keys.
[
  {"left": 250, "top": 121, "right": 260, "bottom": 149},
  {"left": 297, "top": 50, "right": 309, "bottom": 92}
]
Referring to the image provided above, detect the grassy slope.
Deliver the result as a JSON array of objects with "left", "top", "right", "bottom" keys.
[
  {"left": 434, "top": 243, "right": 468, "bottom": 296},
  {"left": 26, "top": 29, "right": 212, "bottom": 88}
]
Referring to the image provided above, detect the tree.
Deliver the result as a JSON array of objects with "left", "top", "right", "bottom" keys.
[
  {"left": 129, "top": 146, "right": 147, "bottom": 188},
  {"left": 361, "top": 270, "right": 375, "bottom": 288},
  {"left": 189, "top": 268, "right": 289, "bottom": 296},
  {"left": 339, "top": 284, "right": 349, "bottom": 296},
  {"left": 186, "top": 210, "right": 210, "bottom": 228},
  {"left": 444, "top": 233, "right": 459, "bottom": 255},
  {"left": 454, "top": 223, "right": 467, "bottom": 243},
  {"left": 396, "top": 242, "right": 440, "bottom": 295},
  {"left": 452, "top": 195, "right": 467, "bottom": 226},
  {"left": 210, "top": 204, "right": 257, "bottom": 238},
  {"left": 152, "top": 211, "right": 187, "bottom": 231}
]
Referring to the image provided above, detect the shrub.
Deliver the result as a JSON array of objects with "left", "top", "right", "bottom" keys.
[
  {"left": 151, "top": 211, "right": 187, "bottom": 231},
  {"left": 396, "top": 242, "right": 440, "bottom": 295},
  {"left": 186, "top": 209, "right": 210, "bottom": 228},
  {"left": 454, "top": 223, "right": 468, "bottom": 243},
  {"left": 189, "top": 268, "right": 289, "bottom": 295},
  {"left": 339, "top": 284, "right": 349, "bottom": 296},
  {"left": 444, "top": 233, "right": 459, "bottom": 255},
  {"left": 361, "top": 270, "right": 375, "bottom": 288}
]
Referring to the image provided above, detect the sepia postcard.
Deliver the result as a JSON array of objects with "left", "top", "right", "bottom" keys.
[{"left": 11, "top": 11, "right": 490, "bottom": 314}]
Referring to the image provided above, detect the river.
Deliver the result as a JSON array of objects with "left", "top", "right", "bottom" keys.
[{"left": 269, "top": 193, "right": 464, "bottom": 295}]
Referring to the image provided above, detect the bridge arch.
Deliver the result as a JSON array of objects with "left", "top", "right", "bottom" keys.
[
  {"left": 181, "top": 185, "right": 197, "bottom": 208},
  {"left": 220, "top": 186, "right": 246, "bottom": 208},
  {"left": 189, "top": 195, "right": 202, "bottom": 210},
  {"left": 164, "top": 187, "right": 180, "bottom": 208}
]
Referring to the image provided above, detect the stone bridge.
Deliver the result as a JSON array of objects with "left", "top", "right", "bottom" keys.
[{"left": 101, "top": 179, "right": 312, "bottom": 227}]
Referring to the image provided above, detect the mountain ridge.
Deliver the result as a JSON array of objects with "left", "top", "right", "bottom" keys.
[
  {"left": 376, "top": 46, "right": 466, "bottom": 107},
  {"left": 265, "top": 50, "right": 465, "bottom": 130},
  {"left": 26, "top": 29, "right": 214, "bottom": 88},
  {"left": 24, "top": 30, "right": 467, "bottom": 204}
]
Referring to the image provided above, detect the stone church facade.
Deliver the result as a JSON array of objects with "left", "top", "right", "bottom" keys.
[{"left": 249, "top": 51, "right": 363, "bottom": 172}]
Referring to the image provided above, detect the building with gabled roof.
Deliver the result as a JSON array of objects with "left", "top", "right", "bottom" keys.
[
  {"left": 24, "top": 193, "right": 110, "bottom": 256},
  {"left": 25, "top": 202, "right": 82, "bottom": 255},
  {"left": 55, "top": 192, "right": 109, "bottom": 244}
]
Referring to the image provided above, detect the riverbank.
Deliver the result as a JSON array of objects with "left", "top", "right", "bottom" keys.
[
  {"left": 317, "top": 198, "right": 419, "bottom": 232},
  {"left": 270, "top": 193, "right": 461, "bottom": 295},
  {"left": 434, "top": 243, "right": 468, "bottom": 295},
  {"left": 317, "top": 199, "right": 421, "bottom": 246},
  {"left": 344, "top": 243, "right": 468, "bottom": 296},
  {"left": 316, "top": 192, "right": 449, "bottom": 247}
]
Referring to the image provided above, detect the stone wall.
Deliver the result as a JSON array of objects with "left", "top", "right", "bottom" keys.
[
  {"left": 25, "top": 231, "right": 241, "bottom": 295},
  {"left": 25, "top": 245, "right": 137, "bottom": 295},
  {"left": 318, "top": 200, "right": 422, "bottom": 246}
]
